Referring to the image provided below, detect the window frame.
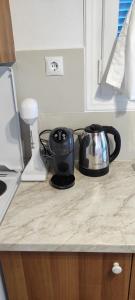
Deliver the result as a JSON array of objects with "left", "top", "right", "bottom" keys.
[{"left": 84, "top": 0, "right": 135, "bottom": 112}]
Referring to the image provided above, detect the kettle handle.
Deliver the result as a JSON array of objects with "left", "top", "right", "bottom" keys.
[{"left": 103, "top": 126, "right": 121, "bottom": 163}]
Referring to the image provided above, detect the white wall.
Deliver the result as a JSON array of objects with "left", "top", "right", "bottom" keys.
[
  {"left": 9, "top": 0, "right": 84, "bottom": 50},
  {"left": 14, "top": 49, "right": 84, "bottom": 113}
]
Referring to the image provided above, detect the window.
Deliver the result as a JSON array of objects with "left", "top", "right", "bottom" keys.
[
  {"left": 118, "top": 0, "right": 133, "bottom": 34},
  {"left": 85, "top": 0, "right": 135, "bottom": 111}
]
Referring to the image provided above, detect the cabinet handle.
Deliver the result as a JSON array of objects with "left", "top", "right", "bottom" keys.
[{"left": 112, "top": 262, "right": 123, "bottom": 275}]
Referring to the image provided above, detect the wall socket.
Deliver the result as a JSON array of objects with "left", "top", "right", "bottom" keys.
[{"left": 45, "top": 56, "right": 64, "bottom": 76}]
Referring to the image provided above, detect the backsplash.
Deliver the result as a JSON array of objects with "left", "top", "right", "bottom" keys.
[
  {"left": 38, "top": 111, "right": 135, "bottom": 161},
  {"left": 13, "top": 49, "right": 84, "bottom": 113},
  {"left": 20, "top": 110, "right": 135, "bottom": 162},
  {"left": 13, "top": 49, "right": 135, "bottom": 161}
]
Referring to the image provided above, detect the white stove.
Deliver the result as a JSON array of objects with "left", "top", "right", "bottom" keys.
[
  {"left": 0, "top": 67, "right": 23, "bottom": 223},
  {"left": 0, "top": 172, "right": 21, "bottom": 223}
]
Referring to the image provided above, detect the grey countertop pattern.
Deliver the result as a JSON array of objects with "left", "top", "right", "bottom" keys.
[{"left": 0, "top": 161, "right": 135, "bottom": 252}]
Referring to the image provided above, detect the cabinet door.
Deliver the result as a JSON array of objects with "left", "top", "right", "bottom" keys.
[
  {"left": 79, "top": 253, "right": 132, "bottom": 300},
  {"left": 0, "top": 252, "right": 132, "bottom": 300},
  {"left": 0, "top": 0, "right": 15, "bottom": 64},
  {"left": 129, "top": 254, "right": 135, "bottom": 300}
]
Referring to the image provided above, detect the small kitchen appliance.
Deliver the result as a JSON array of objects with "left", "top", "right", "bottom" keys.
[
  {"left": 49, "top": 127, "right": 75, "bottom": 189},
  {"left": 77, "top": 124, "right": 121, "bottom": 177},
  {"left": 20, "top": 98, "right": 48, "bottom": 181}
]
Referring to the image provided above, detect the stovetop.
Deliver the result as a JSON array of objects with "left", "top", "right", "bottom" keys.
[
  {"left": 0, "top": 180, "right": 7, "bottom": 196},
  {"left": 0, "top": 171, "right": 21, "bottom": 223}
]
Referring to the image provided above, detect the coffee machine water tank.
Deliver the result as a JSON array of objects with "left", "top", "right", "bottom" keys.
[{"left": 49, "top": 127, "right": 75, "bottom": 189}]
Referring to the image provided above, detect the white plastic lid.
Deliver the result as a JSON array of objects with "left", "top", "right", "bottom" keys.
[{"left": 20, "top": 98, "right": 38, "bottom": 125}]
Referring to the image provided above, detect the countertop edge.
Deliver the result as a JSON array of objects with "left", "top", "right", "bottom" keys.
[{"left": 0, "top": 244, "right": 135, "bottom": 253}]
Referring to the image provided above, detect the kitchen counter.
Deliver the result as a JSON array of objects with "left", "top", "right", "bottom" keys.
[{"left": 0, "top": 161, "right": 135, "bottom": 252}]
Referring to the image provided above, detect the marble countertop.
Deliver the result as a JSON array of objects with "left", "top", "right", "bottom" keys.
[{"left": 0, "top": 161, "right": 135, "bottom": 252}]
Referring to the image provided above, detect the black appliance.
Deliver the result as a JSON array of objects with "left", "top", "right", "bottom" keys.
[{"left": 49, "top": 127, "right": 75, "bottom": 189}]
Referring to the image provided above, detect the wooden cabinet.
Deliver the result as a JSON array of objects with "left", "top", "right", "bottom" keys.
[
  {"left": 0, "top": 0, "right": 15, "bottom": 64},
  {"left": 0, "top": 252, "right": 132, "bottom": 300},
  {"left": 129, "top": 254, "right": 135, "bottom": 300}
]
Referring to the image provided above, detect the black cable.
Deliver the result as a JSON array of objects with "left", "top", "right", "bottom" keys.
[
  {"left": 73, "top": 128, "right": 84, "bottom": 138},
  {"left": 74, "top": 128, "right": 84, "bottom": 133},
  {"left": 39, "top": 129, "right": 54, "bottom": 158}
]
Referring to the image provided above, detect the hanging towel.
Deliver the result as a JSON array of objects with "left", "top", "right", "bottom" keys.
[{"left": 106, "top": 0, "right": 135, "bottom": 100}]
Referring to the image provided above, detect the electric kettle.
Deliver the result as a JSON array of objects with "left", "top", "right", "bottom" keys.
[{"left": 77, "top": 124, "right": 121, "bottom": 177}]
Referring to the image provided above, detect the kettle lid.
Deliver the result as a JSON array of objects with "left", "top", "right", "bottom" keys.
[{"left": 85, "top": 124, "right": 103, "bottom": 133}]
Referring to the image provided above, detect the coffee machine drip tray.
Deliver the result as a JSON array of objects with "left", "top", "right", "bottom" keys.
[
  {"left": 0, "top": 181, "right": 7, "bottom": 196},
  {"left": 51, "top": 174, "right": 75, "bottom": 190}
]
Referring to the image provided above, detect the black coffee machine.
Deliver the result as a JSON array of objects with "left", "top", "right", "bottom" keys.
[{"left": 49, "top": 127, "right": 75, "bottom": 189}]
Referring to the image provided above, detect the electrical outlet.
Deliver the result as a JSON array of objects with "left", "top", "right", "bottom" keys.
[{"left": 45, "top": 56, "right": 64, "bottom": 76}]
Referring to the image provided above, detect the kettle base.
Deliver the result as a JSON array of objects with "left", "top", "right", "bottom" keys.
[{"left": 79, "top": 166, "right": 109, "bottom": 177}]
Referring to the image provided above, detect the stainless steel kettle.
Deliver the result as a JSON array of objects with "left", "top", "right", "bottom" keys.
[{"left": 77, "top": 124, "right": 121, "bottom": 177}]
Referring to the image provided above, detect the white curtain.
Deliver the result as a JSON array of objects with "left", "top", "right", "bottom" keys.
[{"left": 106, "top": 0, "right": 135, "bottom": 100}]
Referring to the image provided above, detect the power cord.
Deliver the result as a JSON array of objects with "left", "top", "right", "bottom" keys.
[{"left": 39, "top": 129, "right": 54, "bottom": 159}]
